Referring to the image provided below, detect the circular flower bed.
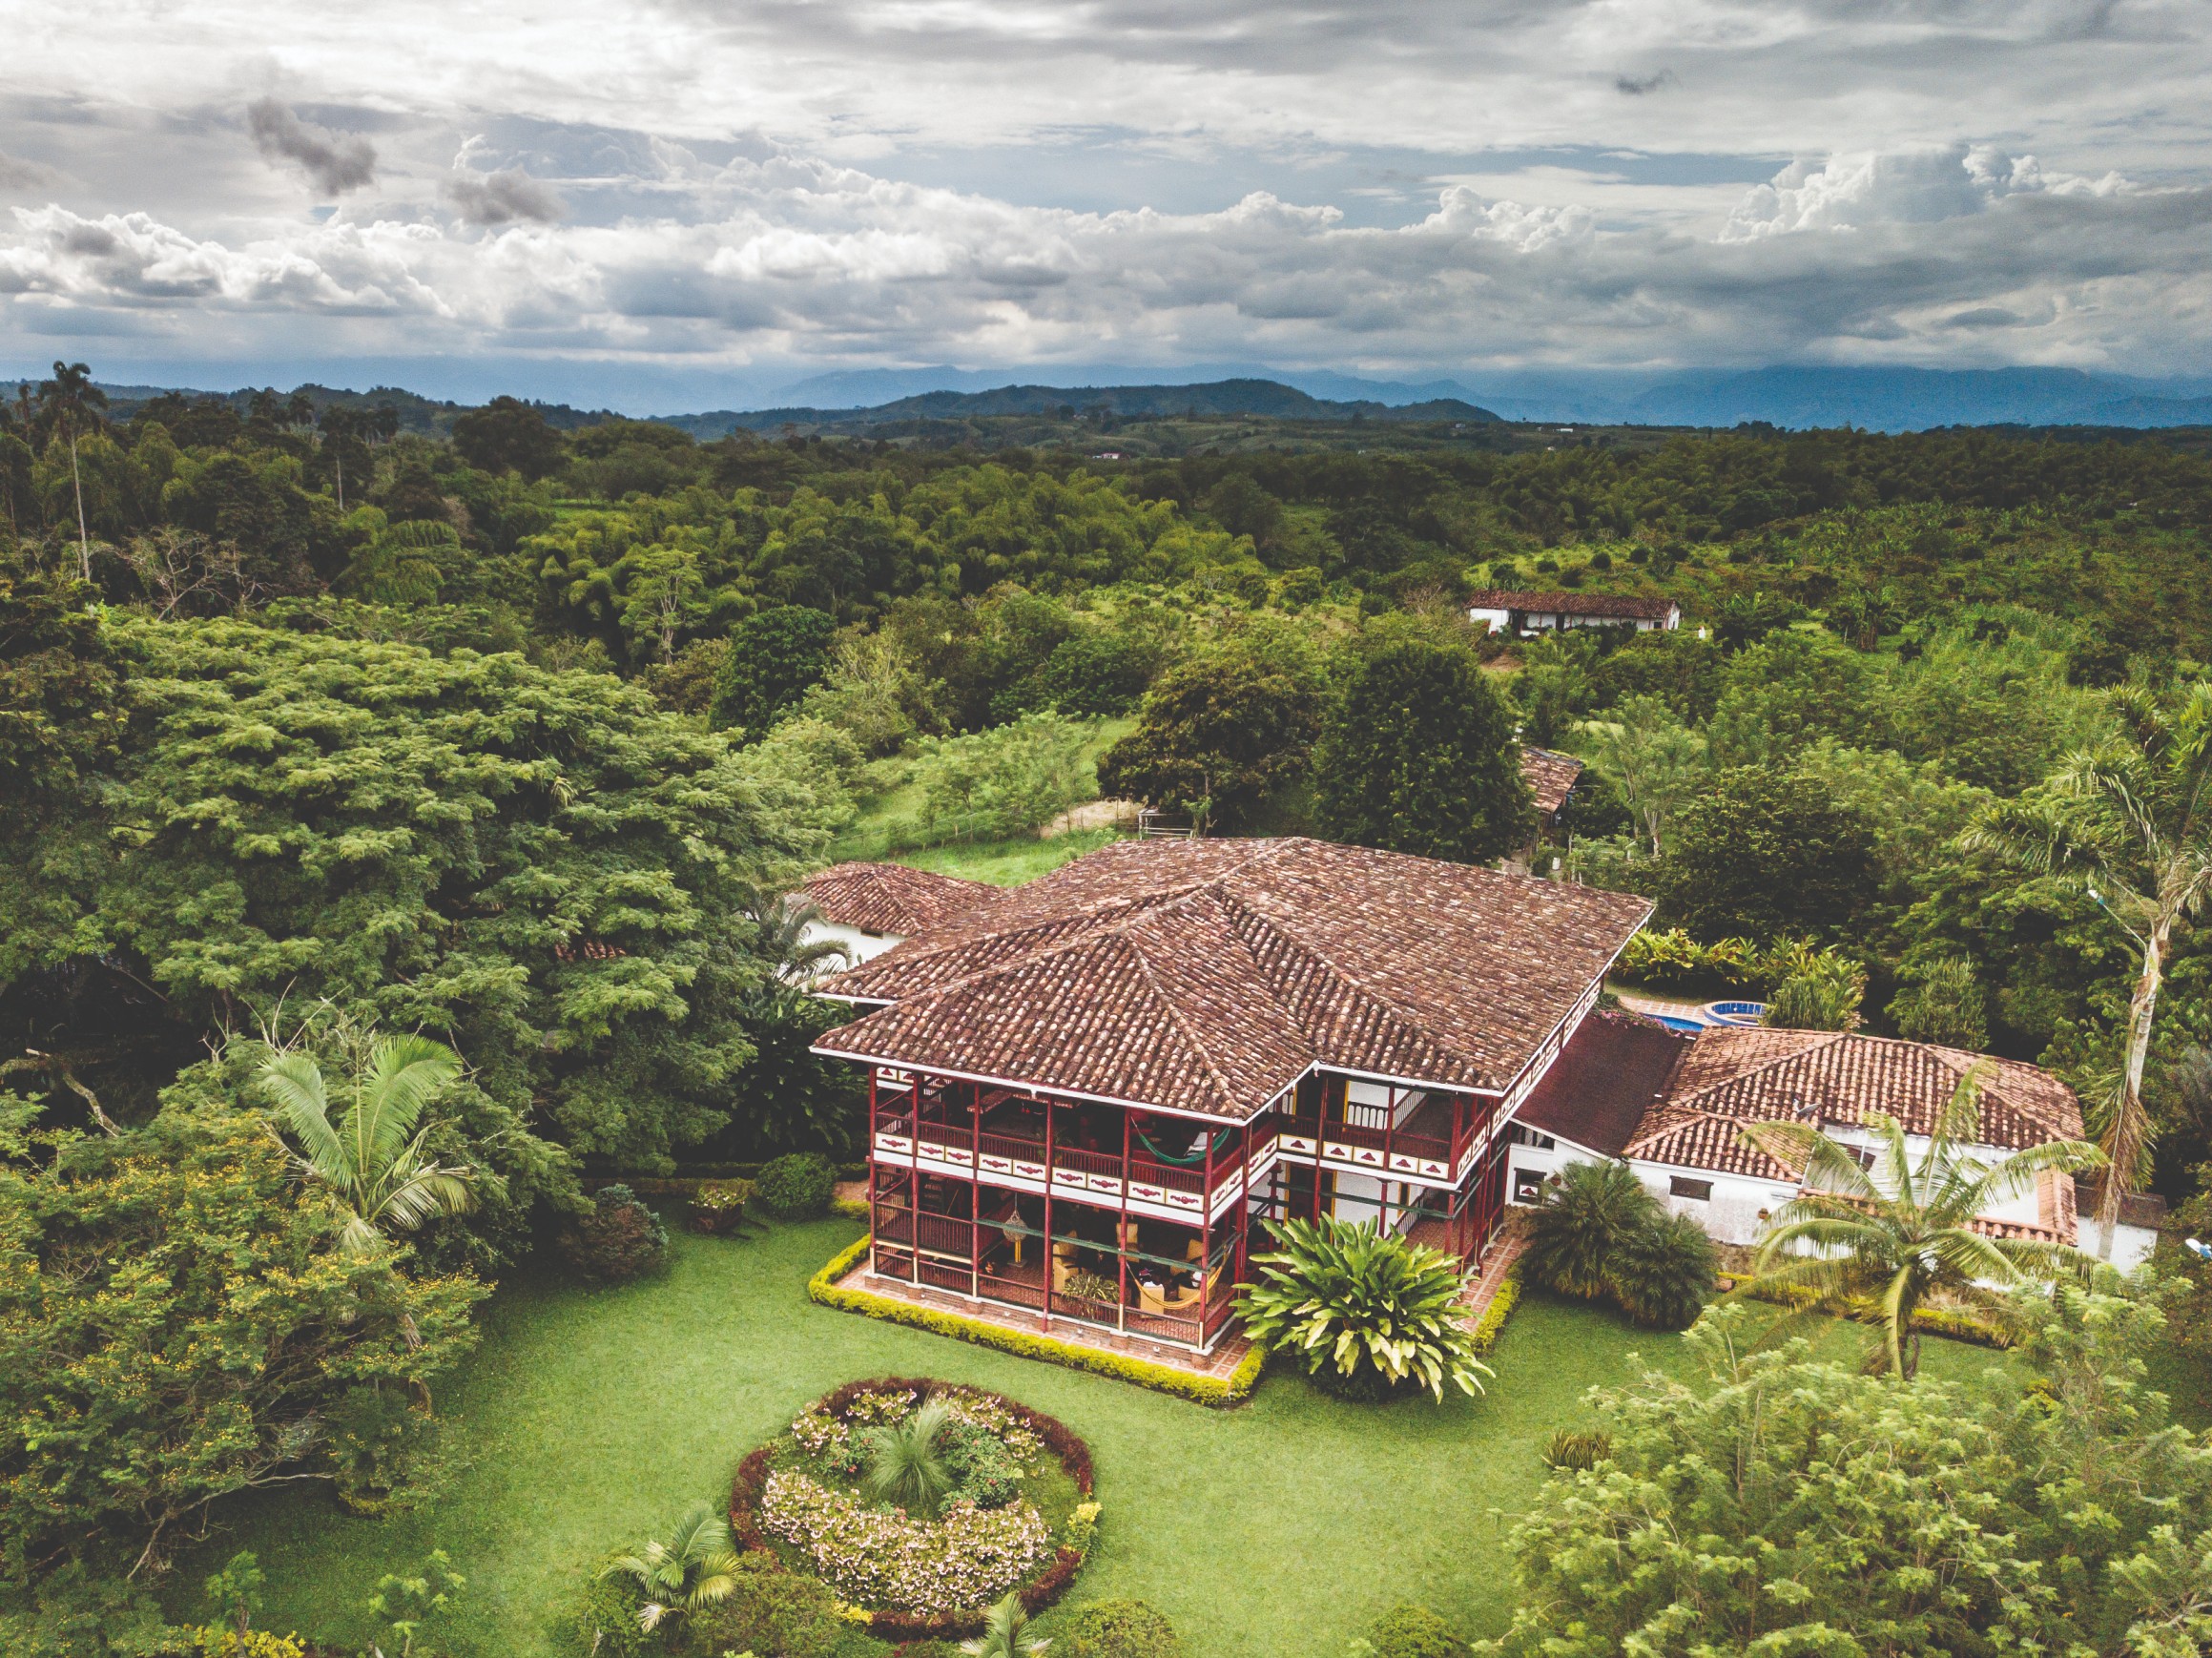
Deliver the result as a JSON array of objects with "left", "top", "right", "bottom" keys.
[{"left": 731, "top": 1377, "right": 1097, "bottom": 1640}]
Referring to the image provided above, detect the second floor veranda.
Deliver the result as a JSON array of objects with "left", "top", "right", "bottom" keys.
[{"left": 869, "top": 1067, "right": 1499, "bottom": 1215}]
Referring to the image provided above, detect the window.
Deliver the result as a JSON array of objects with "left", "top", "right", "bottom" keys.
[
  {"left": 1513, "top": 1171, "right": 1545, "bottom": 1204},
  {"left": 1507, "top": 1124, "right": 1556, "bottom": 1150},
  {"left": 1669, "top": 1176, "right": 1714, "bottom": 1202}
]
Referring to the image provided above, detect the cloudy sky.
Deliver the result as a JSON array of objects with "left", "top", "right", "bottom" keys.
[{"left": 3, "top": 0, "right": 2211, "bottom": 407}]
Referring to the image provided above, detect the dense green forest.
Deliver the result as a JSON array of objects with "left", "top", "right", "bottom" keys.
[{"left": 7, "top": 363, "right": 2212, "bottom": 1650}]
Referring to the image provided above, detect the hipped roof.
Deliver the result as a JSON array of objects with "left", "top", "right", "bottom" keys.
[
  {"left": 800, "top": 861, "right": 1006, "bottom": 939},
  {"left": 813, "top": 838, "right": 1651, "bottom": 1120}
]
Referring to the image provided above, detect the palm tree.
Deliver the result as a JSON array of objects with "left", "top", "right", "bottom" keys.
[
  {"left": 1965, "top": 682, "right": 2212, "bottom": 1256},
  {"left": 1521, "top": 1158, "right": 1653, "bottom": 1301},
  {"left": 1739, "top": 1067, "right": 2106, "bottom": 1379},
  {"left": 748, "top": 891, "right": 851, "bottom": 983},
  {"left": 862, "top": 1397, "right": 955, "bottom": 1514},
  {"left": 599, "top": 1504, "right": 744, "bottom": 1632},
  {"left": 34, "top": 361, "right": 107, "bottom": 581},
  {"left": 961, "top": 1592, "right": 1049, "bottom": 1658},
  {"left": 256, "top": 1032, "right": 474, "bottom": 1257}
]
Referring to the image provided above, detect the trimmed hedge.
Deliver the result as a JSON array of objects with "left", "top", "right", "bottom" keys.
[
  {"left": 1057, "top": 1599, "right": 1186, "bottom": 1658},
  {"left": 1715, "top": 1272, "right": 2011, "bottom": 1348},
  {"left": 1466, "top": 1264, "right": 1522, "bottom": 1355},
  {"left": 806, "top": 1236, "right": 1265, "bottom": 1406},
  {"left": 730, "top": 1377, "right": 1095, "bottom": 1643}
]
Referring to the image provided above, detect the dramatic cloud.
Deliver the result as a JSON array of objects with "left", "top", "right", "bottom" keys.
[
  {"left": 1722, "top": 145, "right": 2123, "bottom": 241},
  {"left": 6, "top": 143, "right": 2206, "bottom": 377},
  {"left": 1, "top": 1, "right": 2210, "bottom": 388},
  {"left": 445, "top": 167, "right": 565, "bottom": 226},
  {"left": 247, "top": 98, "right": 378, "bottom": 197}
]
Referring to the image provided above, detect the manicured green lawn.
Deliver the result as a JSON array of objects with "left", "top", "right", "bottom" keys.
[{"left": 179, "top": 1219, "right": 2001, "bottom": 1658}]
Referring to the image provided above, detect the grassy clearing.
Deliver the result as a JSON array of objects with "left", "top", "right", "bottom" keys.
[
  {"left": 892, "top": 826, "right": 1127, "bottom": 886},
  {"left": 827, "top": 716, "right": 1134, "bottom": 867},
  {"left": 176, "top": 1219, "right": 2004, "bottom": 1658}
]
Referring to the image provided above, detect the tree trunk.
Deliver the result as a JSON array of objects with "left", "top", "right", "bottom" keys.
[
  {"left": 335, "top": 449, "right": 344, "bottom": 513},
  {"left": 70, "top": 431, "right": 90, "bottom": 582},
  {"left": 2098, "top": 921, "right": 2167, "bottom": 1260}
]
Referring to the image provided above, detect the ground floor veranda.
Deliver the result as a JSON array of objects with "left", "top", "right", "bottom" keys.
[{"left": 865, "top": 1066, "right": 1515, "bottom": 1357}]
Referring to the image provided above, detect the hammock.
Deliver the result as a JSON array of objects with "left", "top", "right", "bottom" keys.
[{"left": 1134, "top": 1125, "right": 1239, "bottom": 1166}]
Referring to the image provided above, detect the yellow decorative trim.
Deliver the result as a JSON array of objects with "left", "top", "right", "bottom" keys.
[{"left": 806, "top": 1236, "right": 1264, "bottom": 1405}]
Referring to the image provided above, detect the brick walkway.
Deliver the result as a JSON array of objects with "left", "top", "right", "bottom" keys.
[{"left": 836, "top": 1260, "right": 1254, "bottom": 1382}]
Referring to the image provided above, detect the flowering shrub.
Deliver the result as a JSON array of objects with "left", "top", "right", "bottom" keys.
[
  {"left": 736, "top": 1378, "right": 1098, "bottom": 1637},
  {"left": 789, "top": 1386, "right": 1040, "bottom": 1487},
  {"left": 758, "top": 1468, "right": 1053, "bottom": 1617}
]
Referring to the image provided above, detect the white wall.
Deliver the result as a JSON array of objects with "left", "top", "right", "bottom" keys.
[
  {"left": 796, "top": 919, "right": 896, "bottom": 976},
  {"left": 2076, "top": 1218, "right": 2160, "bottom": 1273},
  {"left": 1510, "top": 1127, "right": 2076, "bottom": 1250}
]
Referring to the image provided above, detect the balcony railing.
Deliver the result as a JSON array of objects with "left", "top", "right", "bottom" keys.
[{"left": 876, "top": 1108, "right": 1276, "bottom": 1204}]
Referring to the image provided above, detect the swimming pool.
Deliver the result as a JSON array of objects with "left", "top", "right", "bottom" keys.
[
  {"left": 1650, "top": 1013, "right": 1706, "bottom": 1032},
  {"left": 1705, "top": 1000, "right": 1768, "bottom": 1026}
]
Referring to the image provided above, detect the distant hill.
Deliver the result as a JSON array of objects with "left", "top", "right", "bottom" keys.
[
  {"left": 71, "top": 380, "right": 619, "bottom": 437},
  {"left": 663, "top": 378, "right": 1502, "bottom": 437}
]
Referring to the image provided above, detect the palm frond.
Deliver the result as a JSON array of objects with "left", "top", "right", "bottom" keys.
[
  {"left": 1741, "top": 1121, "right": 1878, "bottom": 1202},
  {"left": 355, "top": 1034, "right": 463, "bottom": 1170},
  {"left": 1937, "top": 1137, "right": 2103, "bottom": 1224},
  {"left": 257, "top": 1052, "right": 351, "bottom": 1183}
]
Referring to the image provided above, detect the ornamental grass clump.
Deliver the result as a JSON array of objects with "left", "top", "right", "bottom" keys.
[
  {"left": 1236, "top": 1217, "right": 1491, "bottom": 1401},
  {"left": 863, "top": 1397, "right": 956, "bottom": 1515}
]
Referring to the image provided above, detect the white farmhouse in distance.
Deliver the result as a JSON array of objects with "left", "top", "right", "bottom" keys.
[{"left": 1468, "top": 589, "right": 1681, "bottom": 634}]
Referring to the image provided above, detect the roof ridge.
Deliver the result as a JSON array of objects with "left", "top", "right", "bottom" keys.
[
  {"left": 1209, "top": 885, "right": 1483, "bottom": 1087},
  {"left": 1118, "top": 902, "right": 1252, "bottom": 1116},
  {"left": 837, "top": 840, "right": 1311, "bottom": 1001},
  {"left": 1670, "top": 1026, "right": 1846, "bottom": 1109},
  {"left": 1209, "top": 857, "right": 1504, "bottom": 1082},
  {"left": 1627, "top": 1100, "right": 1798, "bottom": 1174}
]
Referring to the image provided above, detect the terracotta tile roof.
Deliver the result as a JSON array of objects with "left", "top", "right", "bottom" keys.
[
  {"left": 1514, "top": 1010, "right": 1690, "bottom": 1156},
  {"left": 1520, "top": 747, "right": 1584, "bottom": 817},
  {"left": 814, "top": 838, "right": 1652, "bottom": 1119},
  {"left": 1467, "top": 589, "right": 1678, "bottom": 621},
  {"left": 800, "top": 861, "right": 1006, "bottom": 939},
  {"left": 1623, "top": 1027, "right": 2088, "bottom": 1186}
]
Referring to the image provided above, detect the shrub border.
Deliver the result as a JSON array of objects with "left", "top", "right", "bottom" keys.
[
  {"left": 806, "top": 1235, "right": 1264, "bottom": 1406},
  {"left": 1467, "top": 1263, "right": 1522, "bottom": 1355},
  {"left": 730, "top": 1376, "right": 1094, "bottom": 1641},
  {"left": 1715, "top": 1272, "right": 2011, "bottom": 1348}
]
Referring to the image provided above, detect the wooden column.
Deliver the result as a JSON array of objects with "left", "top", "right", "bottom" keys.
[
  {"left": 909, "top": 1078, "right": 922, "bottom": 1287},
  {"left": 970, "top": 1083, "right": 982, "bottom": 1298},
  {"left": 1236, "top": 1119, "right": 1252, "bottom": 1284},
  {"left": 1041, "top": 1098, "right": 1055, "bottom": 1332},
  {"left": 866, "top": 1071, "right": 879, "bottom": 1275},
  {"left": 1117, "top": 1109, "right": 1131, "bottom": 1334}
]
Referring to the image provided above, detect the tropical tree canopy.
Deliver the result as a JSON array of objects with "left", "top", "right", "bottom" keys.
[
  {"left": 1966, "top": 680, "right": 2212, "bottom": 1255},
  {"left": 599, "top": 1503, "right": 744, "bottom": 1632},
  {"left": 1487, "top": 1291, "right": 2212, "bottom": 1658}
]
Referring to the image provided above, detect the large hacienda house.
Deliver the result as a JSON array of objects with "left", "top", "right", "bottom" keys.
[{"left": 805, "top": 836, "right": 2122, "bottom": 1361}]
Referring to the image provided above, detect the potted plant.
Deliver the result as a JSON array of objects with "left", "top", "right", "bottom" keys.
[{"left": 689, "top": 1178, "right": 755, "bottom": 1236}]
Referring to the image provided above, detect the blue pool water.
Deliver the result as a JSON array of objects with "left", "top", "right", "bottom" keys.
[{"left": 1651, "top": 1014, "right": 1706, "bottom": 1032}]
